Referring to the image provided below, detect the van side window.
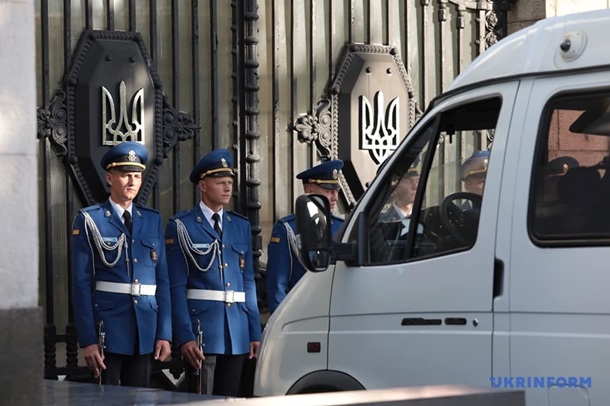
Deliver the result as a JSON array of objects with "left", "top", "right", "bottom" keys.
[
  {"left": 531, "top": 93, "right": 610, "bottom": 241},
  {"left": 358, "top": 97, "right": 501, "bottom": 265}
]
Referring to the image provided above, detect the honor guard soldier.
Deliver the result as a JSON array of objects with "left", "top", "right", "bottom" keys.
[
  {"left": 71, "top": 142, "right": 172, "bottom": 388},
  {"left": 165, "top": 148, "right": 261, "bottom": 396},
  {"left": 266, "top": 160, "right": 345, "bottom": 315}
]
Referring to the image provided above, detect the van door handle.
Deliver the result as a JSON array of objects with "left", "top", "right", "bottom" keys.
[
  {"left": 494, "top": 258, "right": 504, "bottom": 298},
  {"left": 401, "top": 318, "right": 442, "bottom": 326}
]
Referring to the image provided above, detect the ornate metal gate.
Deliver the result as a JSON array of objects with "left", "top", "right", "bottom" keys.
[{"left": 34, "top": 0, "right": 516, "bottom": 390}]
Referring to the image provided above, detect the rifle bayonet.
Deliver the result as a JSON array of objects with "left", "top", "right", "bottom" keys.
[{"left": 97, "top": 320, "right": 106, "bottom": 390}]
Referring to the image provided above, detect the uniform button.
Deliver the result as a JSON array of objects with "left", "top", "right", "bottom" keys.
[
  {"left": 227, "top": 303, "right": 232, "bottom": 307},
  {"left": 133, "top": 258, "right": 138, "bottom": 264},
  {"left": 224, "top": 263, "right": 229, "bottom": 267},
  {"left": 134, "top": 279, "right": 139, "bottom": 283},
  {"left": 222, "top": 244, "right": 226, "bottom": 248},
  {"left": 226, "top": 282, "right": 231, "bottom": 288},
  {"left": 133, "top": 300, "right": 138, "bottom": 304},
  {"left": 94, "top": 304, "right": 98, "bottom": 308},
  {"left": 191, "top": 308, "right": 196, "bottom": 313},
  {"left": 132, "top": 239, "right": 135, "bottom": 243}
]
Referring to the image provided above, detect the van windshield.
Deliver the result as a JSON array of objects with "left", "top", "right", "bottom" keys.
[{"left": 352, "top": 97, "right": 501, "bottom": 265}]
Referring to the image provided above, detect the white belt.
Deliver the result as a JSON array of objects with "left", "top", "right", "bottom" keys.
[
  {"left": 187, "top": 289, "right": 245, "bottom": 303},
  {"left": 96, "top": 281, "right": 157, "bottom": 296}
]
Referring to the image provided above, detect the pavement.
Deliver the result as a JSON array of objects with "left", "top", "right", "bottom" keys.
[{"left": 43, "top": 379, "right": 230, "bottom": 405}]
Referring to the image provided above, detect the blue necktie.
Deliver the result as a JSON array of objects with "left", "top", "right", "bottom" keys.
[
  {"left": 212, "top": 213, "right": 222, "bottom": 238},
  {"left": 123, "top": 211, "right": 132, "bottom": 234}
]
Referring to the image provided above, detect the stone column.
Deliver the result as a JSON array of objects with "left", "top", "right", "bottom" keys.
[
  {"left": 0, "top": 0, "right": 43, "bottom": 404},
  {"left": 509, "top": 0, "right": 610, "bottom": 34}
]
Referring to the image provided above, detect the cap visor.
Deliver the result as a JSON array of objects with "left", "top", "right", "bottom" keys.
[
  {"left": 114, "top": 165, "right": 145, "bottom": 172},
  {"left": 206, "top": 171, "right": 235, "bottom": 178},
  {"left": 318, "top": 183, "right": 341, "bottom": 190}
]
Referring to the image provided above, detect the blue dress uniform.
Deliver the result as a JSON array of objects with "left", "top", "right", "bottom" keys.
[
  {"left": 266, "top": 160, "right": 344, "bottom": 314},
  {"left": 166, "top": 206, "right": 260, "bottom": 354},
  {"left": 165, "top": 148, "right": 261, "bottom": 395},
  {"left": 71, "top": 142, "right": 172, "bottom": 385}
]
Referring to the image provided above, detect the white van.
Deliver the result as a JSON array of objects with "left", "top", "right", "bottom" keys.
[{"left": 254, "top": 9, "right": 610, "bottom": 406}]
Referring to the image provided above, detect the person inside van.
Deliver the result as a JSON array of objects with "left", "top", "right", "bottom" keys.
[
  {"left": 460, "top": 150, "right": 490, "bottom": 197},
  {"left": 379, "top": 169, "right": 420, "bottom": 221},
  {"left": 435, "top": 149, "right": 491, "bottom": 246}
]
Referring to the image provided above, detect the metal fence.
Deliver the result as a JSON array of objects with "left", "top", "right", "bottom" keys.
[{"left": 35, "top": 0, "right": 514, "bottom": 388}]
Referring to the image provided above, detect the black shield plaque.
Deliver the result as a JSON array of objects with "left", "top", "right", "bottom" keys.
[
  {"left": 293, "top": 44, "right": 421, "bottom": 206},
  {"left": 64, "top": 30, "right": 163, "bottom": 205},
  {"left": 333, "top": 44, "right": 419, "bottom": 199}
]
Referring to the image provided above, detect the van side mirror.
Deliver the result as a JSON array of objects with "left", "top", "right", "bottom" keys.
[{"left": 295, "top": 194, "right": 332, "bottom": 272}]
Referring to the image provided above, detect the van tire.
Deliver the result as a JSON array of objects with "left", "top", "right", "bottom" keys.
[{"left": 286, "top": 370, "right": 365, "bottom": 394}]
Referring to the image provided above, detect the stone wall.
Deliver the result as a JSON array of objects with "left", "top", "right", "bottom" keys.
[
  {"left": 508, "top": 0, "right": 610, "bottom": 34},
  {"left": 0, "top": 0, "right": 42, "bottom": 404}
]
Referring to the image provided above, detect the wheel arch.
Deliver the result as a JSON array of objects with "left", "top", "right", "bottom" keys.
[{"left": 286, "top": 370, "right": 365, "bottom": 394}]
